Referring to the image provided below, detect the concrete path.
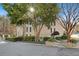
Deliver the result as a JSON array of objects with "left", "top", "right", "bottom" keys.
[{"left": 0, "top": 42, "right": 79, "bottom": 56}]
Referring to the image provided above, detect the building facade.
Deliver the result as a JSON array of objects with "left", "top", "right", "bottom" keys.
[{"left": 16, "top": 20, "right": 65, "bottom": 37}]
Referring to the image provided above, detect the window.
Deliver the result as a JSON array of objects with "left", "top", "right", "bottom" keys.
[
  {"left": 51, "top": 28, "right": 52, "bottom": 33},
  {"left": 26, "top": 27, "right": 28, "bottom": 32},
  {"left": 30, "top": 27, "right": 32, "bottom": 32}
]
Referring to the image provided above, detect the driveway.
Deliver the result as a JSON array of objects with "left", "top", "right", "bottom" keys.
[{"left": 0, "top": 41, "right": 79, "bottom": 56}]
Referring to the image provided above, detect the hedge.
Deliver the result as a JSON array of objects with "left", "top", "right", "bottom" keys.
[{"left": 5, "top": 36, "right": 35, "bottom": 42}]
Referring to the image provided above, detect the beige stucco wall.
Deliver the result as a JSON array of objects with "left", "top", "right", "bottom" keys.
[
  {"left": 16, "top": 20, "right": 65, "bottom": 37},
  {"left": 40, "top": 20, "right": 65, "bottom": 37},
  {"left": 40, "top": 26, "right": 51, "bottom": 37},
  {"left": 16, "top": 24, "right": 35, "bottom": 37},
  {"left": 16, "top": 26, "right": 23, "bottom": 37}
]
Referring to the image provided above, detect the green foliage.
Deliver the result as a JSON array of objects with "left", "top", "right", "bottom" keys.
[
  {"left": 6, "top": 37, "right": 16, "bottom": 42},
  {"left": 55, "top": 34, "right": 67, "bottom": 40},
  {"left": 70, "top": 40, "right": 78, "bottom": 44},
  {"left": 24, "top": 36, "right": 35, "bottom": 41},
  {"left": 3, "top": 3, "right": 60, "bottom": 27},
  {"left": 6, "top": 36, "right": 24, "bottom": 42},
  {"left": 15, "top": 36, "right": 23, "bottom": 41},
  {"left": 5, "top": 36, "right": 35, "bottom": 42},
  {"left": 3, "top": 3, "right": 28, "bottom": 24},
  {"left": 48, "top": 37, "right": 56, "bottom": 42},
  {"left": 61, "top": 34, "right": 67, "bottom": 39},
  {"left": 35, "top": 4, "right": 60, "bottom": 28},
  {"left": 43, "top": 37, "right": 50, "bottom": 41}
]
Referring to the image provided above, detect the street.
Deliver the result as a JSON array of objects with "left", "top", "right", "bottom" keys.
[{"left": 0, "top": 42, "right": 79, "bottom": 56}]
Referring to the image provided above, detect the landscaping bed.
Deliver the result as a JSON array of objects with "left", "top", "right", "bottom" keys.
[
  {"left": 5, "top": 35, "right": 79, "bottom": 48},
  {"left": 45, "top": 34, "right": 79, "bottom": 48},
  {"left": 5, "top": 36, "right": 48, "bottom": 44},
  {"left": 45, "top": 40, "right": 79, "bottom": 48}
]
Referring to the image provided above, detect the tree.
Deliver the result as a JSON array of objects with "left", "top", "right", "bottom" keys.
[
  {"left": 3, "top": 3, "right": 29, "bottom": 37},
  {"left": 0, "top": 16, "right": 10, "bottom": 36},
  {"left": 58, "top": 4, "right": 79, "bottom": 43},
  {"left": 24, "top": 4, "right": 59, "bottom": 42},
  {"left": 3, "top": 3, "right": 59, "bottom": 42}
]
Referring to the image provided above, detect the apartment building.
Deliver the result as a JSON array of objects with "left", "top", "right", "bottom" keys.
[{"left": 16, "top": 20, "right": 65, "bottom": 37}]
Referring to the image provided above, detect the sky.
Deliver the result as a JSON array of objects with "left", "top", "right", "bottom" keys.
[
  {"left": 0, "top": 3, "right": 78, "bottom": 17},
  {"left": 0, "top": 4, "right": 8, "bottom": 16}
]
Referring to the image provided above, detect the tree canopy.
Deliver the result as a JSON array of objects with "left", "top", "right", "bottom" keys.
[{"left": 3, "top": 3, "right": 59, "bottom": 27}]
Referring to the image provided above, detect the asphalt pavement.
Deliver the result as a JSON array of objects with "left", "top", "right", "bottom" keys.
[{"left": 0, "top": 42, "right": 79, "bottom": 56}]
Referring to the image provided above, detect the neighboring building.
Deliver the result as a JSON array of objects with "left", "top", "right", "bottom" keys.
[
  {"left": 0, "top": 16, "right": 16, "bottom": 37},
  {"left": 0, "top": 16, "right": 10, "bottom": 36}
]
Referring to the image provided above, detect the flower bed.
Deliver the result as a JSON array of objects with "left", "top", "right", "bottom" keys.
[
  {"left": 45, "top": 40, "right": 79, "bottom": 48},
  {"left": 45, "top": 41, "right": 61, "bottom": 47}
]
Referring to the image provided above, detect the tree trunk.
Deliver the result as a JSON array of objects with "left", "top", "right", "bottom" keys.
[
  {"left": 22, "top": 25, "right": 25, "bottom": 36},
  {"left": 66, "top": 29, "right": 73, "bottom": 43},
  {"left": 35, "top": 25, "right": 43, "bottom": 42},
  {"left": 66, "top": 31, "right": 72, "bottom": 43},
  {"left": 22, "top": 24, "right": 26, "bottom": 40}
]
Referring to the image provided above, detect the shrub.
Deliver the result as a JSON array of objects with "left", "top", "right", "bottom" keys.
[
  {"left": 70, "top": 40, "right": 78, "bottom": 44},
  {"left": 43, "top": 37, "right": 50, "bottom": 41},
  {"left": 61, "top": 34, "right": 67, "bottom": 39},
  {"left": 39, "top": 41, "right": 45, "bottom": 44},
  {"left": 15, "top": 36, "right": 23, "bottom": 41},
  {"left": 6, "top": 36, "right": 52, "bottom": 43},
  {"left": 55, "top": 37, "right": 61, "bottom": 40},
  {"left": 6, "top": 36, "right": 35, "bottom": 42},
  {"left": 5, "top": 36, "right": 23, "bottom": 42},
  {"left": 55, "top": 34, "right": 67, "bottom": 40},
  {"left": 23, "top": 36, "right": 35, "bottom": 42},
  {"left": 6, "top": 37, "right": 16, "bottom": 42},
  {"left": 48, "top": 37, "right": 56, "bottom": 42}
]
